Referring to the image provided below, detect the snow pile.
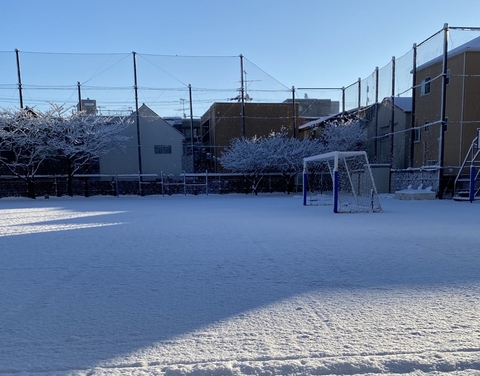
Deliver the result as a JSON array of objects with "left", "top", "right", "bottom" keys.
[
  {"left": 0, "top": 194, "right": 479, "bottom": 375},
  {"left": 395, "top": 184, "right": 436, "bottom": 200}
]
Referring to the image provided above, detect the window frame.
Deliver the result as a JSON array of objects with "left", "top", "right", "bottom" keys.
[
  {"left": 414, "top": 127, "right": 421, "bottom": 143},
  {"left": 420, "top": 77, "right": 431, "bottom": 96},
  {"left": 154, "top": 145, "right": 172, "bottom": 154}
]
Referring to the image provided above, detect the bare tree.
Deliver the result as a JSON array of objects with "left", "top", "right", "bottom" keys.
[
  {"left": 219, "top": 132, "right": 323, "bottom": 194},
  {"left": 219, "top": 137, "right": 273, "bottom": 194},
  {"left": 269, "top": 132, "right": 324, "bottom": 194},
  {"left": 0, "top": 105, "right": 131, "bottom": 198},
  {"left": 0, "top": 107, "right": 55, "bottom": 198},
  {"left": 51, "top": 106, "right": 131, "bottom": 196}
]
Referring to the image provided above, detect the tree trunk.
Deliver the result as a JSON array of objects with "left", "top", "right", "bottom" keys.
[
  {"left": 27, "top": 179, "right": 36, "bottom": 199},
  {"left": 67, "top": 158, "right": 74, "bottom": 197}
]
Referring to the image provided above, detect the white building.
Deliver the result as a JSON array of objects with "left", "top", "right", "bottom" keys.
[{"left": 99, "top": 104, "right": 185, "bottom": 178}]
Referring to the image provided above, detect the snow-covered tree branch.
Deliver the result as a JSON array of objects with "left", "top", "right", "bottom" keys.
[
  {"left": 219, "top": 119, "right": 366, "bottom": 195},
  {"left": 264, "top": 132, "right": 323, "bottom": 193},
  {"left": 50, "top": 105, "right": 131, "bottom": 196},
  {"left": 219, "top": 132, "right": 324, "bottom": 194},
  {"left": 319, "top": 118, "right": 366, "bottom": 152},
  {"left": 0, "top": 107, "right": 56, "bottom": 198},
  {"left": 0, "top": 105, "right": 131, "bottom": 198},
  {"left": 219, "top": 137, "right": 273, "bottom": 194}
]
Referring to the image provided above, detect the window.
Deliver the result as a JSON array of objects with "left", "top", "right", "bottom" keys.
[
  {"left": 420, "top": 77, "right": 431, "bottom": 96},
  {"left": 424, "top": 121, "right": 430, "bottom": 133},
  {"left": 154, "top": 145, "right": 172, "bottom": 154},
  {"left": 414, "top": 128, "right": 421, "bottom": 142}
]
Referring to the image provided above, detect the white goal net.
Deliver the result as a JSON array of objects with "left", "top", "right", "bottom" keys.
[{"left": 302, "top": 151, "right": 382, "bottom": 213}]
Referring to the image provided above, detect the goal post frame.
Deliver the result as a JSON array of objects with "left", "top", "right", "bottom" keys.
[{"left": 302, "top": 151, "right": 381, "bottom": 213}]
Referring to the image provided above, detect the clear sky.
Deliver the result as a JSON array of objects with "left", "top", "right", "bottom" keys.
[{"left": 1, "top": 0, "right": 480, "bottom": 115}]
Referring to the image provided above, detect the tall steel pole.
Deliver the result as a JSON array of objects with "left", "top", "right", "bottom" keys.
[
  {"left": 15, "top": 49, "right": 24, "bottom": 109},
  {"left": 188, "top": 84, "right": 195, "bottom": 171},
  {"left": 390, "top": 56, "right": 396, "bottom": 166},
  {"left": 410, "top": 44, "right": 417, "bottom": 168},
  {"left": 132, "top": 52, "right": 143, "bottom": 182},
  {"left": 240, "top": 54, "right": 246, "bottom": 138},
  {"left": 292, "top": 86, "right": 296, "bottom": 138},
  {"left": 357, "top": 78, "right": 361, "bottom": 110},
  {"left": 438, "top": 23, "right": 449, "bottom": 198},
  {"left": 374, "top": 67, "right": 379, "bottom": 160}
]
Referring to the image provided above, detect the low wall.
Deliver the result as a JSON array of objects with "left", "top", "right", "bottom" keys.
[{"left": 390, "top": 169, "right": 439, "bottom": 193}]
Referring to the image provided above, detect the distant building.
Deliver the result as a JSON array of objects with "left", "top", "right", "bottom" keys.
[
  {"left": 200, "top": 102, "right": 298, "bottom": 172},
  {"left": 163, "top": 116, "right": 201, "bottom": 172},
  {"left": 77, "top": 99, "right": 97, "bottom": 115},
  {"left": 99, "top": 104, "right": 184, "bottom": 177},
  {"left": 365, "top": 97, "right": 412, "bottom": 169}
]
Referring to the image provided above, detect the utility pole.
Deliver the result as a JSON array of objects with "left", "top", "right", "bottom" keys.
[
  {"left": 77, "top": 81, "right": 82, "bottom": 111},
  {"left": 15, "top": 49, "right": 23, "bottom": 109},
  {"left": 179, "top": 98, "right": 187, "bottom": 118}
]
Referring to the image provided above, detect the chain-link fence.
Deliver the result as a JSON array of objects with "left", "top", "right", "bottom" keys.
[
  {"left": 0, "top": 173, "right": 297, "bottom": 198},
  {"left": 1, "top": 24, "right": 480, "bottom": 197},
  {"left": 0, "top": 52, "right": 292, "bottom": 116}
]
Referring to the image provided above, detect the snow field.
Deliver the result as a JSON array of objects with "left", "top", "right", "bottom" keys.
[{"left": 0, "top": 194, "right": 479, "bottom": 375}]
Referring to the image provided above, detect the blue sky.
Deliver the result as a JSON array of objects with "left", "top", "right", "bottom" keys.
[{"left": 1, "top": 0, "right": 480, "bottom": 115}]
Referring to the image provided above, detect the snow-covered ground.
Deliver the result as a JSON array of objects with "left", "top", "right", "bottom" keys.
[{"left": 1, "top": 194, "right": 479, "bottom": 376}]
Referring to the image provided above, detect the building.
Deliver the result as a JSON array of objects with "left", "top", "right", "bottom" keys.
[
  {"left": 77, "top": 98, "right": 97, "bottom": 115},
  {"left": 163, "top": 116, "right": 202, "bottom": 172},
  {"left": 199, "top": 102, "right": 298, "bottom": 171},
  {"left": 365, "top": 97, "right": 412, "bottom": 169},
  {"left": 413, "top": 35, "right": 480, "bottom": 174},
  {"left": 99, "top": 104, "right": 184, "bottom": 178}
]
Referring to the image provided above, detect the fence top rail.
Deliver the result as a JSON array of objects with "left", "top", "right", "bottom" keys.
[
  {"left": 180, "top": 172, "right": 285, "bottom": 177},
  {"left": 0, "top": 174, "right": 158, "bottom": 179}
]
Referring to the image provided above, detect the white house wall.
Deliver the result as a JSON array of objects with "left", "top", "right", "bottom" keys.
[{"left": 99, "top": 106, "right": 184, "bottom": 178}]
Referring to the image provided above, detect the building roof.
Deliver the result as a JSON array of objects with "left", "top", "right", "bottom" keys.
[
  {"left": 384, "top": 97, "right": 412, "bottom": 112},
  {"left": 298, "top": 106, "right": 369, "bottom": 130},
  {"left": 134, "top": 104, "right": 185, "bottom": 138}
]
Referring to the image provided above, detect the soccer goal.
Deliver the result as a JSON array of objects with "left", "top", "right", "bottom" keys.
[{"left": 302, "top": 151, "right": 382, "bottom": 213}]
